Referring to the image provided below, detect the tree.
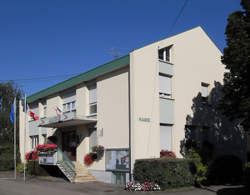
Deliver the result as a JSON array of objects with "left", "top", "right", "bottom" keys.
[
  {"left": 221, "top": 0, "right": 250, "bottom": 131},
  {"left": 0, "top": 81, "right": 22, "bottom": 170}
]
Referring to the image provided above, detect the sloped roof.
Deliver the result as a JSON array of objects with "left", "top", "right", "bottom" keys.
[{"left": 27, "top": 55, "right": 130, "bottom": 103}]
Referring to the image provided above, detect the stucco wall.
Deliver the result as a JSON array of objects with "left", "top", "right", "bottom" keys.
[
  {"left": 130, "top": 26, "right": 225, "bottom": 162},
  {"left": 89, "top": 67, "right": 129, "bottom": 171}
]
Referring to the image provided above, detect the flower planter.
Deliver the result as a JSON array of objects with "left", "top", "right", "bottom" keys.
[{"left": 38, "top": 152, "right": 57, "bottom": 165}]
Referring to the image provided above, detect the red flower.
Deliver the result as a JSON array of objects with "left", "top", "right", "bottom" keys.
[
  {"left": 25, "top": 150, "right": 39, "bottom": 161},
  {"left": 84, "top": 154, "right": 94, "bottom": 165},
  {"left": 160, "top": 150, "right": 176, "bottom": 158},
  {"left": 25, "top": 152, "right": 32, "bottom": 160}
]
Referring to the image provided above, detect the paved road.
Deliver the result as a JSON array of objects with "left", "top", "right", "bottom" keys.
[{"left": 0, "top": 172, "right": 248, "bottom": 195}]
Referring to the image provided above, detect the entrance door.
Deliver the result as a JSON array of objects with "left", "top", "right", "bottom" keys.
[{"left": 62, "top": 130, "right": 77, "bottom": 161}]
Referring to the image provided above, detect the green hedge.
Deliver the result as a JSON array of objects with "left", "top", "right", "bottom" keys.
[
  {"left": 0, "top": 159, "right": 14, "bottom": 171},
  {"left": 27, "top": 161, "right": 49, "bottom": 176},
  {"left": 133, "top": 158, "right": 196, "bottom": 189}
]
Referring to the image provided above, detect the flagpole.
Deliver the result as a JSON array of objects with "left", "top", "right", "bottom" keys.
[
  {"left": 23, "top": 94, "right": 26, "bottom": 182},
  {"left": 14, "top": 97, "right": 16, "bottom": 180}
]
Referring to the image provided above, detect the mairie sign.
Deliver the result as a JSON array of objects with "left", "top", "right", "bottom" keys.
[{"left": 139, "top": 117, "right": 150, "bottom": 122}]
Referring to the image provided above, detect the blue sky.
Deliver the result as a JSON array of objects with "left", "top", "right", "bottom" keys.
[{"left": 0, "top": 0, "right": 242, "bottom": 96}]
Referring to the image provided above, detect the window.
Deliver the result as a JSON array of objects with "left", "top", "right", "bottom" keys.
[
  {"left": 158, "top": 46, "right": 171, "bottom": 62},
  {"left": 71, "top": 101, "right": 76, "bottom": 110},
  {"left": 201, "top": 82, "right": 209, "bottom": 97},
  {"left": 89, "top": 85, "right": 97, "bottom": 115},
  {"left": 160, "top": 125, "right": 172, "bottom": 150},
  {"left": 159, "top": 74, "right": 172, "bottom": 98},
  {"left": 43, "top": 106, "right": 47, "bottom": 117},
  {"left": 62, "top": 90, "right": 76, "bottom": 112},
  {"left": 30, "top": 135, "right": 39, "bottom": 149}
]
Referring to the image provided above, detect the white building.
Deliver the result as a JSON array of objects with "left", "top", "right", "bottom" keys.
[{"left": 19, "top": 26, "right": 225, "bottom": 184}]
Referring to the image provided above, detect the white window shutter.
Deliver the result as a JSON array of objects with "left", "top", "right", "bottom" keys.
[
  {"left": 159, "top": 75, "right": 171, "bottom": 95},
  {"left": 89, "top": 87, "right": 97, "bottom": 104},
  {"left": 160, "top": 125, "right": 172, "bottom": 150}
]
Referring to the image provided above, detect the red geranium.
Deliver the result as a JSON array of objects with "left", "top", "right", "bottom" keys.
[
  {"left": 160, "top": 150, "right": 176, "bottom": 158},
  {"left": 25, "top": 150, "right": 39, "bottom": 161},
  {"left": 84, "top": 154, "right": 94, "bottom": 165},
  {"left": 36, "top": 144, "right": 57, "bottom": 152}
]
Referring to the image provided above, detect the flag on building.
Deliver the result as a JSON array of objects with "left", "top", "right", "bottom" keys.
[
  {"left": 29, "top": 111, "right": 39, "bottom": 120},
  {"left": 9, "top": 100, "right": 15, "bottom": 124},
  {"left": 55, "top": 107, "right": 62, "bottom": 117}
]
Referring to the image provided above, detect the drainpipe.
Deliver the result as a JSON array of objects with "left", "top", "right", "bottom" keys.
[{"left": 128, "top": 60, "right": 132, "bottom": 181}]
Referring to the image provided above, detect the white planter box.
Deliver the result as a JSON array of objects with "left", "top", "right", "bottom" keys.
[{"left": 39, "top": 152, "right": 57, "bottom": 165}]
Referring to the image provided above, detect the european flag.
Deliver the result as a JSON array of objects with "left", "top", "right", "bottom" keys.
[{"left": 10, "top": 102, "right": 15, "bottom": 124}]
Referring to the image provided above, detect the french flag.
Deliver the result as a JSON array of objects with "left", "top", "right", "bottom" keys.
[{"left": 55, "top": 107, "right": 62, "bottom": 117}]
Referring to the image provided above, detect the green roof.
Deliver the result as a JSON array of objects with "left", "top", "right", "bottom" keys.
[{"left": 27, "top": 55, "right": 130, "bottom": 103}]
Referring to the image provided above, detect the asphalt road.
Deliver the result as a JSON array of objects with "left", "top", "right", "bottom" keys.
[{"left": 0, "top": 172, "right": 248, "bottom": 195}]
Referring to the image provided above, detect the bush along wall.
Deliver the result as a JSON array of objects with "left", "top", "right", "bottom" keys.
[
  {"left": 133, "top": 158, "right": 196, "bottom": 190},
  {"left": 27, "top": 160, "right": 49, "bottom": 176}
]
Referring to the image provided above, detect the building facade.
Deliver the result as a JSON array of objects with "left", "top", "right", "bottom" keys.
[{"left": 19, "top": 26, "right": 225, "bottom": 184}]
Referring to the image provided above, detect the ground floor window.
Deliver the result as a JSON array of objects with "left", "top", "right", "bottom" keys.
[
  {"left": 105, "top": 149, "right": 129, "bottom": 171},
  {"left": 111, "top": 172, "right": 129, "bottom": 185},
  {"left": 160, "top": 124, "right": 172, "bottom": 150},
  {"left": 30, "top": 135, "right": 39, "bottom": 149}
]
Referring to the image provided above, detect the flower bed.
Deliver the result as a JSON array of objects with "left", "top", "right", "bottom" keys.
[
  {"left": 125, "top": 181, "right": 161, "bottom": 191},
  {"left": 160, "top": 149, "right": 176, "bottom": 158}
]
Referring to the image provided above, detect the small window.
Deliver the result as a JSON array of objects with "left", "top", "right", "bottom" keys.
[
  {"left": 201, "top": 82, "right": 209, "bottom": 97},
  {"left": 72, "top": 101, "right": 76, "bottom": 110},
  {"left": 89, "top": 84, "right": 97, "bottom": 115},
  {"left": 67, "top": 103, "right": 71, "bottom": 111},
  {"left": 158, "top": 46, "right": 171, "bottom": 62},
  {"left": 63, "top": 104, "right": 66, "bottom": 112},
  {"left": 43, "top": 105, "right": 47, "bottom": 117},
  {"left": 89, "top": 104, "right": 97, "bottom": 115},
  {"left": 30, "top": 135, "right": 39, "bottom": 149}
]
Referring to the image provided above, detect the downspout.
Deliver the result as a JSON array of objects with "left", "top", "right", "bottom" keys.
[{"left": 128, "top": 59, "right": 132, "bottom": 181}]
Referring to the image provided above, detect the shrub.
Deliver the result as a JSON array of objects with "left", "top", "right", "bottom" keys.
[
  {"left": 244, "top": 162, "right": 250, "bottom": 190},
  {"left": 208, "top": 155, "right": 243, "bottom": 184},
  {"left": 160, "top": 150, "right": 176, "bottom": 158},
  {"left": 27, "top": 160, "right": 49, "bottom": 176},
  {"left": 0, "top": 159, "right": 14, "bottom": 171},
  {"left": 17, "top": 163, "right": 27, "bottom": 173},
  {"left": 186, "top": 149, "right": 208, "bottom": 186},
  {"left": 133, "top": 158, "right": 195, "bottom": 189}
]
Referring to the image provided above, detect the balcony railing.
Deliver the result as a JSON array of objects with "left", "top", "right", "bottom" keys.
[{"left": 38, "top": 147, "right": 75, "bottom": 171}]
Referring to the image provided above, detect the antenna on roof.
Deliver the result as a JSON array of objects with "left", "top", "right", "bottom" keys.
[{"left": 107, "top": 47, "right": 123, "bottom": 59}]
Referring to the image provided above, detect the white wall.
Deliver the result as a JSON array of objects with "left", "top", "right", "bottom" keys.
[
  {"left": 130, "top": 26, "right": 225, "bottom": 163},
  {"left": 89, "top": 67, "right": 129, "bottom": 171}
]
